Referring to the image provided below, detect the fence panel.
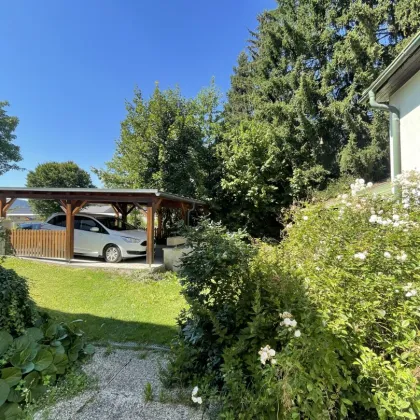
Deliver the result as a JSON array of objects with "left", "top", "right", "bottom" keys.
[{"left": 9, "top": 229, "right": 66, "bottom": 259}]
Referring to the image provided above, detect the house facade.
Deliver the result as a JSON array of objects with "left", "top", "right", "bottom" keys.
[{"left": 361, "top": 32, "right": 420, "bottom": 181}]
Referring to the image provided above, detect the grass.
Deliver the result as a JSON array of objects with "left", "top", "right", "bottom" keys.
[{"left": 2, "top": 258, "right": 185, "bottom": 345}]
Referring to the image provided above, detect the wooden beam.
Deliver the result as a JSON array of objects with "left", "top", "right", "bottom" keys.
[
  {"left": 111, "top": 205, "right": 120, "bottom": 218},
  {"left": 3, "top": 198, "right": 16, "bottom": 213},
  {"left": 0, "top": 197, "right": 6, "bottom": 218},
  {"left": 65, "top": 201, "right": 75, "bottom": 261},
  {"left": 72, "top": 200, "right": 87, "bottom": 216},
  {"left": 146, "top": 202, "right": 155, "bottom": 265},
  {"left": 157, "top": 208, "right": 163, "bottom": 239},
  {"left": 126, "top": 204, "right": 136, "bottom": 216}
]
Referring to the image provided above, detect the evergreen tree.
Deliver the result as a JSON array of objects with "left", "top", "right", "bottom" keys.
[{"left": 219, "top": 0, "right": 420, "bottom": 237}]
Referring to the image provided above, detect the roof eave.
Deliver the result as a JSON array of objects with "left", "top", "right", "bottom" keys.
[{"left": 360, "top": 32, "right": 420, "bottom": 103}]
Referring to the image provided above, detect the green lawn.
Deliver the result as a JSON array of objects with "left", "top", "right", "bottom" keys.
[{"left": 2, "top": 258, "right": 185, "bottom": 345}]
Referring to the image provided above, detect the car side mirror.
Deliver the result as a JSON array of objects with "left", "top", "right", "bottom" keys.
[{"left": 90, "top": 227, "right": 100, "bottom": 233}]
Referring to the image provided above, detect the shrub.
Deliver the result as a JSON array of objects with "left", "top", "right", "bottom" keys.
[
  {"left": 164, "top": 219, "right": 256, "bottom": 387},
  {"left": 0, "top": 315, "right": 94, "bottom": 417},
  {"left": 167, "top": 172, "right": 420, "bottom": 419},
  {"left": 0, "top": 266, "right": 37, "bottom": 335}
]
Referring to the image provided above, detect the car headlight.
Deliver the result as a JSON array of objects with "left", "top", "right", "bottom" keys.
[{"left": 121, "top": 236, "right": 142, "bottom": 244}]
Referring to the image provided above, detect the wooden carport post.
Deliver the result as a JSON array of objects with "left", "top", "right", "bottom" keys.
[
  {"left": 145, "top": 198, "right": 162, "bottom": 265},
  {"left": 63, "top": 200, "right": 87, "bottom": 261}
]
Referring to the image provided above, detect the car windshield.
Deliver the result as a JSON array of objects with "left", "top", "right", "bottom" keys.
[{"left": 97, "top": 217, "right": 139, "bottom": 231}]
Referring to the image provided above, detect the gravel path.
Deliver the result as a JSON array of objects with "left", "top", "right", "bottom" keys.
[{"left": 35, "top": 347, "right": 205, "bottom": 420}]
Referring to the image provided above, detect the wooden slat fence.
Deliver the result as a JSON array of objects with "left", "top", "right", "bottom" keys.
[{"left": 9, "top": 230, "right": 66, "bottom": 259}]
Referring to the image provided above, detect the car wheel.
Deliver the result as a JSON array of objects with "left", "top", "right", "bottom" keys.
[{"left": 104, "top": 244, "right": 122, "bottom": 263}]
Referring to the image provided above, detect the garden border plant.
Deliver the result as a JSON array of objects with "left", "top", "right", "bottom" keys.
[{"left": 165, "top": 172, "right": 420, "bottom": 419}]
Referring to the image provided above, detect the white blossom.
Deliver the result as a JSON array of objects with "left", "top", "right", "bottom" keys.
[
  {"left": 192, "top": 386, "right": 199, "bottom": 396},
  {"left": 289, "top": 319, "right": 297, "bottom": 328},
  {"left": 303, "top": 216, "right": 308, "bottom": 221},
  {"left": 384, "top": 251, "right": 391, "bottom": 259},
  {"left": 294, "top": 330, "right": 301, "bottom": 338},
  {"left": 258, "top": 345, "right": 276, "bottom": 365},
  {"left": 192, "top": 396, "right": 203, "bottom": 404},
  {"left": 354, "top": 252, "right": 366, "bottom": 260},
  {"left": 336, "top": 255, "right": 343, "bottom": 261}
]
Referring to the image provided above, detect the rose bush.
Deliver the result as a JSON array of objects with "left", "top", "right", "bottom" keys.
[{"left": 166, "top": 171, "right": 420, "bottom": 419}]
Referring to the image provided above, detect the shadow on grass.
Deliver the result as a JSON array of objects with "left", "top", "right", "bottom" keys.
[{"left": 39, "top": 307, "right": 178, "bottom": 346}]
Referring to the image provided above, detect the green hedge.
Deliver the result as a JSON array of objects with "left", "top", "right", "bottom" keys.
[
  {"left": 167, "top": 172, "right": 420, "bottom": 419},
  {"left": 0, "top": 266, "right": 37, "bottom": 336}
]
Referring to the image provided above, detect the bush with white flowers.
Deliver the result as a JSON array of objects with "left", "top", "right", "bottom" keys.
[{"left": 166, "top": 171, "right": 420, "bottom": 419}]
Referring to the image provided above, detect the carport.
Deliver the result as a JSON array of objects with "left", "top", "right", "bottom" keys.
[{"left": 0, "top": 188, "right": 206, "bottom": 264}]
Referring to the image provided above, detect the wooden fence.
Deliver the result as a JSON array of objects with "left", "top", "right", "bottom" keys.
[{"left": 9, "top": 230, "right": 66, "bottom": 259}]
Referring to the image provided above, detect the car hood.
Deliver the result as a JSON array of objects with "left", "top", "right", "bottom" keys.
[{"left": 114, "top": 229, "right": 147, "bottom": 240}]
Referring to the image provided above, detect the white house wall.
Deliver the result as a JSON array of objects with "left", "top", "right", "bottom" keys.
[{"left": 390, "top": 70, "right": 420, "bottom": 173}]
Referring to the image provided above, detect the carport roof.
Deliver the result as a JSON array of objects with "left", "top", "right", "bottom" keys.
[{"left": 0, "top": 187, "right": 206, "bottom": 206}]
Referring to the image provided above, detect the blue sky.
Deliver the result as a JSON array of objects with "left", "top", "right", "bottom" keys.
[{"left": 0, "top": 0, "right": 274, "bottom": 187}]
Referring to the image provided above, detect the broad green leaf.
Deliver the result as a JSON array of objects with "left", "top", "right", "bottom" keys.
[
  {"left": 45, "top": 322, "right": 58, "bottom": 339},
  {"left": 21, "top": 362, "right": 35, "bottom": 375},
  {"left": 6, "top": 388, "right": 23, "bottom": 403},
  {"left": 24, "top": 371, "right": 40, "bottom": 390},
  {"left": 0, "top": 368, "right": 21, "bottom": 387},
  {"left": 0, "top": 379, "right": 11, "bottom": 407},
  {"left": 0, "top": 331, "right": 13, "bottom": 357},
  {"left": 0, "top": 402, "right": 22, "bottom": 419},
  {"left": 25, "top": 327, "right": 44, "bottom": 342},
  {"left": 53, "top": 354, "right": 68, "bottom": 375},
  {"left": 34, "top": 349, "right": 53, "bottom": 372},
  {"left": 13, "top": 335, "right": 31, "bottom": 352}
]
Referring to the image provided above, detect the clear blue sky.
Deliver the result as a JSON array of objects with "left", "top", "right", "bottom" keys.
[{"left": 0, "top": 0, "right": 274, "bottom": 187}]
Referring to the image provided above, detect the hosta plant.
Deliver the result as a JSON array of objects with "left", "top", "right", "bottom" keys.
[{"left": 0, "top": 315, "right": 94, "bottom": 418}]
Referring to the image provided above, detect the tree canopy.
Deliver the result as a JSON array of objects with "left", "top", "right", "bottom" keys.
[
  {"left": 217, "top": 0, "right": 420, "bottom": 237},
  {"left": 94, "top": 82, "right": 221, "bottom": 200},
  {"left": 26, "top": 161, "right": 95, "bottom": 219},
  {"left": 0, "top": 101, "right": 22, "bottom": 176}
]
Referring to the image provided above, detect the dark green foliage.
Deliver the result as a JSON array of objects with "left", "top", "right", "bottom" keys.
[
  {"left": 0, "top": 316, "right": 94, "bottom": 416},
  {"left": 167, "top": 188, "right": 420, "bottom": 418},
  {"left": 26, "top": 161, "right": 95, "bottom": 219},
  {"left": 165, "top": 219, "right": 257, "bottom": 387},
  {"left": 0, "top": 102, "right": 22, "bottom": 176},
  {"left": 0, "top": 267, "right": 37, "bottom": 336},
  {"left": 218, "top": 0, "right": 420, "bottom": 237}
]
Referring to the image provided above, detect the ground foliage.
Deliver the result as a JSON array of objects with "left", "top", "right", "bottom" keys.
[{"left": 167, "top": 172, "right": 420, "bottom": 419}]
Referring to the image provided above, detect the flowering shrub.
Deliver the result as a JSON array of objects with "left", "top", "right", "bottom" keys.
[{"left": 167, "top": 171, "right": 420, "bottom": 419}]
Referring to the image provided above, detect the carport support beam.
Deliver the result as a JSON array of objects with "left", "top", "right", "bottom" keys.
[
  {"left": 146, "top": 202, "right": 155, "bottom": 265},
  {"left": 65, "top": 201, "right": 75, "bottom": 261}
]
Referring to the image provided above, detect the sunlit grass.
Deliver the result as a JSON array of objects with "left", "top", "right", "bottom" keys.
[{"left": 2, "top": 258, "right": 185, "bottom": 345}]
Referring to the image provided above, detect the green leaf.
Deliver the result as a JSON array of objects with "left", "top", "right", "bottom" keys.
[
  {"left": 0, "top": 368, "right": 21, "bottom": 387},
  {"left": 84, "top": 344, "right": 95, "bottom": 355},
  {"left": 25, "top": 327, "right": 44, "bottom": 342},
  {"left": 13, "top": 335, "right": 31, "bottom": 352},
  {"left": 342, "top": 398, "right": 353, "bottom": 406},
  {"left": 45, "top": 322, "right": 58, "bottom": 339},
  {"left": 53, "top": 354, "right": 68, "bottom": 375},
  {"left": 0, "top": 379, "right": 11, "bottom": 407},
  {"left": 24, "top": 371, "right": 40, "bottom": 390},
  {"left": 6, "top": 388, "right": 23, "bottom": 403},
  {"left": 0, "top": 402, "right": 22, "bottom": 419},
  {"left": 402, "top": 320, "right": 410, "bottom": 328},
  {"left": 21, "top": 362, "right": 35, "bottom": 375},
  {"left": 34, "top": 349, "right": 53, "bottom": 372},
  {"left": 0, "top": 331, "right": 13, "bottom": 357}
]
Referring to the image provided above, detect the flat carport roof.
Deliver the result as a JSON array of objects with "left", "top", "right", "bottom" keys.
[{"left": 0, "top": 187, "right": 206, "bottom": 264}]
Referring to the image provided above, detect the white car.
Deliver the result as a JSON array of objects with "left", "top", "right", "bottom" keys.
[{"left": 45, "top": 213, "right": 148, "bottom": 263}]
